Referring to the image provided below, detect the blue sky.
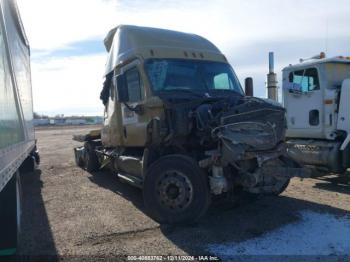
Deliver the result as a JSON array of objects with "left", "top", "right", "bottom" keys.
[
  {"left": 17, "top": 0, "right": 350, "bottom": 116},
  {"left": 33, "top": 40, "right": 105, "bottom": 59}
]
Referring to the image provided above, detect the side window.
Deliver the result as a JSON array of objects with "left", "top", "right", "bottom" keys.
[
  {"left": 305, "top": 68, "right": 320, "bottom": 91},
  {"left": 213, "top": 73, "right": 232, "bottom": 90},
  {"left": 289, "top": 68, "right": 320, "bottom": 92},
  {"left": 125, "top": 67, "right": 142, "bottom": 102}
]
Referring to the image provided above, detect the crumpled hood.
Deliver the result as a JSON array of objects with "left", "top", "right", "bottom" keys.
[
  {"left": 158, "top": 93, "right": 286, "bottom": 152},
  {"left": 214, "top": 97, "right": 286, "bottom": 151},
  {"left": 193, "top": 96, "right": 286, "bottom": 150}
]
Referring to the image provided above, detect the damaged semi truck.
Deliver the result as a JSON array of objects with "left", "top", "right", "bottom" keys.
[{"left": 74, "top": 25, "right": 308, "bottom": 224}]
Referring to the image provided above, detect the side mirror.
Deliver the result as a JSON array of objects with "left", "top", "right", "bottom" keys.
[
  {"left": 244, "top": 77, "right": 254, "bottom": 96},
  {"left": 116, "top": 74, "right": 129, "bottom": 102}
]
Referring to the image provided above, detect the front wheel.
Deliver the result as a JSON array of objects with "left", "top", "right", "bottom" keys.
[
  {"left": 264, "top": 156, "right": 296, "bottom": 195},
  {"left": 143, "top": 155, "right": 210, "bottom": 224}
]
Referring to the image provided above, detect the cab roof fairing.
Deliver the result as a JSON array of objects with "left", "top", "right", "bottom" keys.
[{"left": 103, "top": 25, "right": 225, "bottom": 76}]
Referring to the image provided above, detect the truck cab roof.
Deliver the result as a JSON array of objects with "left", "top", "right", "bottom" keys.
[
  {"left": 283, "top": 56, "right": 350, "bottom": 72},
  {"left": 104, "top": 25, "right": 226, "bottom": 75}
]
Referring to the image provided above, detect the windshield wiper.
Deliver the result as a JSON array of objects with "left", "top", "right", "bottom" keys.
[
  {"left": 208, "top": 89, "right": 243, "bottom": 97},
  {"left": 158, "top": 89, "right": 207, "bottom": 98}
]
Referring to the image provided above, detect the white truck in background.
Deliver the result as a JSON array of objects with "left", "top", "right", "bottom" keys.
[
  {"left": 0, "top": 0, "right": 39, "bottom": 256},
  {"left": 281, "top": 53, "right": 350, "bottom": 174}
]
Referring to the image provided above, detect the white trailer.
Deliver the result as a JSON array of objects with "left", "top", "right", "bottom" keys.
[
  {"left": 0, "top": 0, "right": 39, "bottom": 255},
  {"left": 281, "top": 53, "right": 350, "bottom": 173}
]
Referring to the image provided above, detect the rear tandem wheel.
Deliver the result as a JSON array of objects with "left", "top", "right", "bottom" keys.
[{"left": 83, "top": 141, "right": 100, "bottom": 172}]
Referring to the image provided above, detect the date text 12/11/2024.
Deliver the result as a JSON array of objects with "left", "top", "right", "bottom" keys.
[{"left": 127, "top": 255, "right": 221, "bottom": 261}]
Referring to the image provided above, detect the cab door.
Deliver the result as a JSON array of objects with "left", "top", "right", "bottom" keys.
[
  {"left": 116, "top": 61, "right": 148, "bottom": 146},
  {"left": 283, "top": 67, "right": 324, "bottom": 138},
  {"left": 101, "top": 72, "right": 122, "bottom": 147}
]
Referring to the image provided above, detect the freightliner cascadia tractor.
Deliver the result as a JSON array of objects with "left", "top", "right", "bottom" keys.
[{"left": 74, "top": 25, "right": 308, "bottom": 224}]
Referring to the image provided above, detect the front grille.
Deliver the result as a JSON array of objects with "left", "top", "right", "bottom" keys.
[{"left": 219, "top": 98, "right": 286, "bottom": 149}]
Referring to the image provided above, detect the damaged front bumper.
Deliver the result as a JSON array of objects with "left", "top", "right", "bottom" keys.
[{"left": 199, "top": 142, "right": 311, "bottom": 195}]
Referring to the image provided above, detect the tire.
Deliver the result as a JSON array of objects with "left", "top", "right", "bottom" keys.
[
  {"left": 74, "top": 148, "right": 85, "bottom": 168},
  {"left": 32, "top": 150, "right": 40, "bottom": 166},
  {"left": 84, "top": 141, "right": 100, "bottom": 172},
  {"left": 0, "top": 172, "right": 21, "bottom": 255},
  {"left": 268, "top": 156, "right": 296, "bottom": 196},
  {"left": 143, "top": 155, "right": 210, "bottom": 225},
  {"left": 270, "top": 178, "right": 290, "bottom": 196},
  {"left": 19, "top": 156, "right": 35, "bottom": 173}
]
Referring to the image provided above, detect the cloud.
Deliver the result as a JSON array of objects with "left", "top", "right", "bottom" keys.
[
  {"left": 16, "top": 0, "right": 350, "bottom": 114},
  {"left": 230, "top": 36, "right": 350, "bottom": 97},
  {"left": 31, "top": 54, "right": 105, "bottom": 115},
  {"left": 17, "top": 0, "right": 118, "bottom": 51},
  {"left": 18, "top": 0, "right": 350, "bottom": 52}
]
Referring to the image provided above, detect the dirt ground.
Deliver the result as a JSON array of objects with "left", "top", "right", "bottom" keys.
[{"left": 18, "top": 125, "right": 350, "bottom": 258}]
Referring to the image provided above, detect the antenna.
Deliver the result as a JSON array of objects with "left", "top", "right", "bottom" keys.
[{"left": 325, "top": 17, "right": 329, "bottom": 54}]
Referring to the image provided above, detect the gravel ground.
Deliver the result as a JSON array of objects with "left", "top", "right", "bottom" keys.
[{"left": 18, "top": 126, "right": 350, "bottom": 259}]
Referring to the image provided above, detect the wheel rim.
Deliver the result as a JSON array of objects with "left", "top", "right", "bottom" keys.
[{"left": 157, "top": 170, "right": 193, "bottom": 211}]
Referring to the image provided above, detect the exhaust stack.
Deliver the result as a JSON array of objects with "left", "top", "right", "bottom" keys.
[
  {"left": 244, "top": 77, "right": 254, "bottom": 96},
  {"left": 267, "top": 52, "right": 278, "bottom": 101}
]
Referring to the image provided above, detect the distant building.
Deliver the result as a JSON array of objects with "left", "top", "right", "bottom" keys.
[
  {"left": 65, "top": 119, "right": 86, "bottom": 125},
  {"left": 51, "top": 118, "right": 65, "bottom": 125},
  {"left": 92, "top": 116, "right": 103, "bottom": 125},
  {"left": 34, "top": 116, "right": 103, "bottom": 126},
  {"left": 33, "top": 119, "right": 50, "bottom": 126}
]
